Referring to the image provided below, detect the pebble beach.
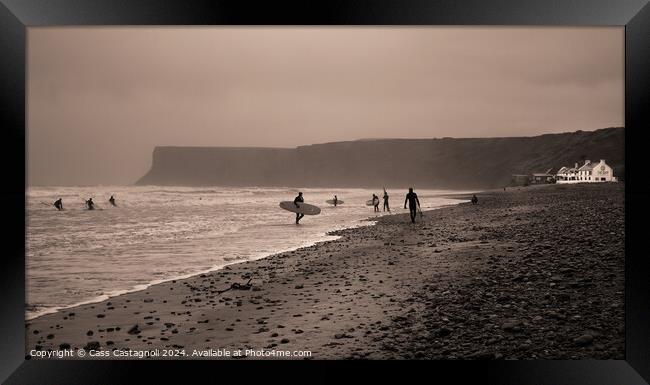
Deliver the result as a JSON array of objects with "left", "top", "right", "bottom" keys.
[{"left": 26, "top": 183, "right": 624, "bottom": 360}]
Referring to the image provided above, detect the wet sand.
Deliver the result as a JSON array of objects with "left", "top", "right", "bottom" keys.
[{"left": 26, "top": 183, "right": 624, "bottom": 359}]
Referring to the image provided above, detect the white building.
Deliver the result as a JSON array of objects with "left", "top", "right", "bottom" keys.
[
  {"left": 557, "top": 159, "right": 616, "bottom": 183},
  {"left": 556, "top": 163, "right": 579, "bottom": 182}
]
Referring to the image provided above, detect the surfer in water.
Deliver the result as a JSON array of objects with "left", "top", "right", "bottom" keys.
[
  {"left": 372, "top": 194, "right": 380, "bottom": 212},
  {"left": 404, "top": 187, "right": 421, "bottom": 223},
  {"left": 86, "top": 198, "right": 95, "bottom": 210},
  {"left": 333, "top": 195, "right": 338, "bottom": 207},
  {"left": 109, "top": 195, "right": 116, "bottom": 207},
  {"left": 53, "top": 198, "right": 63, "bottom": 211},
  {"left": 383, "top": 188, "right": 390, "bottom": 212},
  {"left": 294, "top": 192, "right": 305, "bottom": 224}
]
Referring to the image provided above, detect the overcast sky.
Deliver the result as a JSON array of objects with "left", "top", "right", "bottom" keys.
[{"left": 28, "top": 27, "right": 623, "bottom": 186}]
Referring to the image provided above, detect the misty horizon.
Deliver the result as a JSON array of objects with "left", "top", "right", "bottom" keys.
[{"left": 28, "top": 27, "right": 623, "bottom": 186}]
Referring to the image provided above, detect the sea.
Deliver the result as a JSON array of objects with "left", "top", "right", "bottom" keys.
[{"left": 26, "top": 186, "right": 468, "bottom": 319}]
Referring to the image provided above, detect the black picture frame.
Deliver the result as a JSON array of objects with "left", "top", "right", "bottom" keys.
[{"left": 1, "top": 0, "right": 648, "bottom": 383}]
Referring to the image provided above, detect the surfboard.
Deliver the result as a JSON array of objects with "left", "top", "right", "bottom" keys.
[
  {"left": 326, "top": 199, "right": 344, "bottom": 205},
  {"left": 366, "top": 198, "right": 380, "bottom": 206},
  {"left": 279, "top": 201, "right": 321, "bottom": 215}
]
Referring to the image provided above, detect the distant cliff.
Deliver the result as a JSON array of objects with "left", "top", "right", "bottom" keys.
[{"left": 136, "top": 127, "right": 624, "bottom": 189}]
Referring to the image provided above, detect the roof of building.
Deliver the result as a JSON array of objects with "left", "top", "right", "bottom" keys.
[
  {"left": 578, "top": 161, "right": 598, "bottom": 171},
  {"left": 558, "top": 159, "right": 610, "bottom": 173},
  {"left": 532, "top": 173, "right": 553, "bottom": 177}
]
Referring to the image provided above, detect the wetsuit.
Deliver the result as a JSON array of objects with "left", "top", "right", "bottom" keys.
[
  {"left": 383, "top": 192, "right": 390, "bottom": 212},
  {"left": 294, "top": 195, "right": 304, "bottom": 223},
  {"left": 404, "top": 192, "right": 420, "bottom": 223},
  {"left": 86, "top": 199, "right": 95, "bottom": 210},
  {"left": 109, "top": 196, "right": 116, "bottom": 206},
  {"left": 373, "top": 195, "right": 380, "bottom": 212},
  {"left": 54, "top": 199, "right": 63, "bottom": 211}
]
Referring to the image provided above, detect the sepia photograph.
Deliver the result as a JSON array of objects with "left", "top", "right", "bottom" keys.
[{"left": 25, "top": 26, "right": 625, "bottom": 361}]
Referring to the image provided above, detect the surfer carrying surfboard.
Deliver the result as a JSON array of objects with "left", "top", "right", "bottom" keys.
[
  {"left": 53, "top": 198, "right": 63, "bottom": 211},
  {"left": 404, "top": 187, "right": 421, "bottom": 223},
  {"left": 109, "top": 195, "right": 117, "bottom": 207},
  {"left": 294, "top": 192, "right": 305, "bottom": 224},
  {"left": 372, "top": 194, "right": 380, "bottom": 212}
]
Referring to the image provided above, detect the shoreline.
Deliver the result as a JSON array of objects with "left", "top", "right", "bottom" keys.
[
  {"left": 26, "top": 233, "right": 348, "bottom": 321},
  {"left": 26, "top": 196, "right": 466, "bottom": 321},
  {"left": 26, "top": 183, "right": 623, "bottom": 359},
  {"left": 25, "top": 217, "right": 377, "bottom": 322}
]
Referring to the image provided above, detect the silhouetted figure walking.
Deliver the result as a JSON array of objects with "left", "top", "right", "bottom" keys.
[
  {"left": 86, "top": 198, "right": 95, "bottom": 210},
  {"left": 294, "top": 192, "right": 305, "bottom": 224},
  {"left": 471, "top": 194, "right": 478, "bottom": 205},
  {"left": 109, "top": 195, "right": 116, "bottom": 207},
  {"left": 404, "top": 187, "right": 421, "bottom": 223},
  {"left": 53, "top": 198, "right": 63, "bottom": 211},
  {"left": 383, "top": 188, "right": 390, "bottom": 212}
]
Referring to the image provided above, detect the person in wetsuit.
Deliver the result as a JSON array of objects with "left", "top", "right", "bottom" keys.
[
  {"left": 294, "top": 192, "right": 305, "bottom": 224},
  {"left": 53, "top": 198, "right": 63, "bottom": 211},
  {"left": 471, "top": 194, "right": 478, "bottom": 205},
  {"left": 86, "top": 198, "right": 95, "bottom": 210},
  {"left": 404, "top": 187, "right": 421, "bottom": 223},
  {"left": 109, "top": 195, "right": 116, "bottom": 206},
  {"left": 372, "top": 194, "right": 380, "bottom": 212},
  {"left": 333, "top": 195, "right": 338, "bottom": 207},
  {"left": 383, "top": 188, "right": 390, "bottom": 212}
]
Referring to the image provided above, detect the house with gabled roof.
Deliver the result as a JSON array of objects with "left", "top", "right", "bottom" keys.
[
  {"left": 556, "top": 163, "right": 579, "bottom": 182},
  {"left": 557, "top": 159, "right": 616, "bottom": 183}
]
